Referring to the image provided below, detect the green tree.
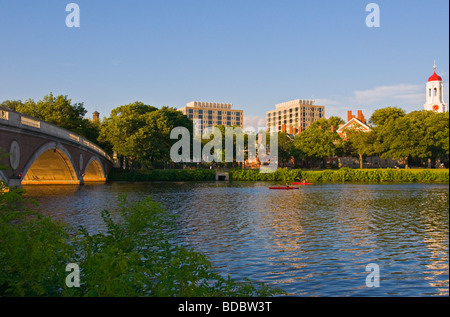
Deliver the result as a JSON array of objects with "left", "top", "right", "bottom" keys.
[
  {"left": 2, "top": 94, "right": 100, "bottom": 143},
  {"left": 308, "top": 116, "right": 345, "bottom": 131},
  {"left": 369, "top": 107, "right": 406, "bottom": 127},
  {"left": 380, "top": 111, "right": 434, "bottom": 168},
  {"left": 99, "top": 103, "right": 192, "bottom": 169},
  {"left": 369, "top": 107, "right": 407, "bottom": 166},
  {"left": 293, "top": 125, "right": 341, "bottom": 168},
  {"left": 423, "top": 111, "right": 449, "bottom": 165},
  {"left": 345, "top": 129, "right": 375, "bottom": 169},
  {"left": 142, "top": 107, "right": 193, "bottom": 166},
  {"left": 277, "top": 132, "right": 296, "bottom": 166},
  {"left": 1, "top": 100, "right": 24, "bottom": 111}
]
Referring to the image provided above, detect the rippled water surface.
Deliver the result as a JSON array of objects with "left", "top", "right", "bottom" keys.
[{"left": 24, "top": 182, "right": 449, "bottom": 296}]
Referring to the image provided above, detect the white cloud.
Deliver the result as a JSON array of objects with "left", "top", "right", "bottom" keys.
[
  {"left": 244, "top": 115, "right": 266, "bottom": 131},
  {"left": 351, "top": 83, "right": 423, "bottom": 105},
  {"left": 315, "top": 98, "right": 344, "bottom": 106}
]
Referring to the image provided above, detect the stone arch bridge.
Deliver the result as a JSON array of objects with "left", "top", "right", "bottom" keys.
[{"left": 0, "top": 107, "right": 113, "bottom": 187}]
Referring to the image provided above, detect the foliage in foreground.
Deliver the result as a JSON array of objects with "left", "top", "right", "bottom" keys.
[{"left": 0, "top": 183, "right": 282, "bottom": 297}]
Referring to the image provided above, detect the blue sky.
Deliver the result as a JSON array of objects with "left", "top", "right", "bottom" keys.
[{"left": 0, "top": 0, "right": 448, "bottom": 128}]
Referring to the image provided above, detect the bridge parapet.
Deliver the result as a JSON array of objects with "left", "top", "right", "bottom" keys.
[
  {"left": 0, "top": 106, "right": 111, "bottom": 161},
  {"left": 0, "top": 106, "right": 113, "bottom": 186}
]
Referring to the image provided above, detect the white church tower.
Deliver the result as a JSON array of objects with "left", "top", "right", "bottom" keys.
[{"left": 424, "top": 61, "right": 446, "bottom": 113}]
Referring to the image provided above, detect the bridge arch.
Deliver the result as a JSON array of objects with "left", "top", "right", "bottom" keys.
[
  {"left": 0, "top": 170, "right": 8, "bottom": 184},
  {"left": 83, "top": 156, "right": 106, "bottom": 182},
  {"left": 21, "top": 142, "right": 81, "bottom": 185}
]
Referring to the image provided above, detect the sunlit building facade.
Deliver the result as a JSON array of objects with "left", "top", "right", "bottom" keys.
[
  {"left": 179, "top": 101, "right": 244, "bottom": 131},
  {"left": 266, "top": 99, "right": 325, "bottom": 134}
]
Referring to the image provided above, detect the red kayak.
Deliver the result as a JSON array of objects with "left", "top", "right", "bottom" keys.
[
  {"left": 291, "top": 182, "right": 313, "bottom": 185},
  {"left": 269, "top": 187, "right": 299, "bottom": 190}
]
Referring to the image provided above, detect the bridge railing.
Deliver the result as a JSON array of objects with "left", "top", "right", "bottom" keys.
[{"left": 0, "top": 107, "right": 111, "bottom": 161}]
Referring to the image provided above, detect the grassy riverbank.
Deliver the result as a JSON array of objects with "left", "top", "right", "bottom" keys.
[
  {"left": 230, "top": 167, "right": 449, "bottom": 183},
  {"left": 109, "top": 167, "right": 449, "bottom": 183}
]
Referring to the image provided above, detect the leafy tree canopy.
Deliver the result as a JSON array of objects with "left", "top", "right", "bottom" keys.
[{"left": 1, "top": 93, "right": 99, "bottom": 143}]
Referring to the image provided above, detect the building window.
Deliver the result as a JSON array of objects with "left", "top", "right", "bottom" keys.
[{"left": 434, "top": 88, "right": 437, "bottom": 96}]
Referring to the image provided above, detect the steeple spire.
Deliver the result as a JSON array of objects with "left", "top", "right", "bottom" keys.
[{"left": 424, "top": 60, "right": 446, "bottom": 113}]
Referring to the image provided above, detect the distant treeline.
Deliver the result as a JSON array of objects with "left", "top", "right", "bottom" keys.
[{"left": 3, "top": 95, "right": 449, "bottom": 170}]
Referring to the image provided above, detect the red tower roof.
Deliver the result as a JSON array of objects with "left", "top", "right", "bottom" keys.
[{"left": 428, "top": 71, "right": 442, "bottom": 82}]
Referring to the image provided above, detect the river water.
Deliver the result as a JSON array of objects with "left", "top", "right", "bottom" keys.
[{"left": 23, "top": 181, "right": 449, "bottom": 296}]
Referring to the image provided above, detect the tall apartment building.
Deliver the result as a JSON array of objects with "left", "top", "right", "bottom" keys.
[
  {"left": 179, "top": 101, "right": 244, "bottom": 130},
  {"left": 266, "top": 99, "right": 325, "bottom": 134}
]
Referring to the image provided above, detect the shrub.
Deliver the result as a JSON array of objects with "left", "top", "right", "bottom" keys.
[
  {"left": 108, "top": 168, "right": 216, "bottom": 182},
  {"left": 228, "top": 168, "right": 448, "bottom": 183},
  {"left": 0, "top": 181, "right": 283, "bottom": 297}
]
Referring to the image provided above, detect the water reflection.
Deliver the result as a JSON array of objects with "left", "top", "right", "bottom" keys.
[{"left": 23, "top": 182, "right": 449, "bottom": 296}]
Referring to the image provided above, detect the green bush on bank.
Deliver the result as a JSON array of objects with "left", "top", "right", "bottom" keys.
[
  {"left": 108, "top": 167, "right": 448, "bottom": 183},
  {"left": 229, "top": 168, "right": 449, "bottom": 183},
  {"left": 0, "top": 182, "right": 282, "bottom": 297},
  {"left": 108, "top": 168, "right": 216, "bottom": 182}
]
